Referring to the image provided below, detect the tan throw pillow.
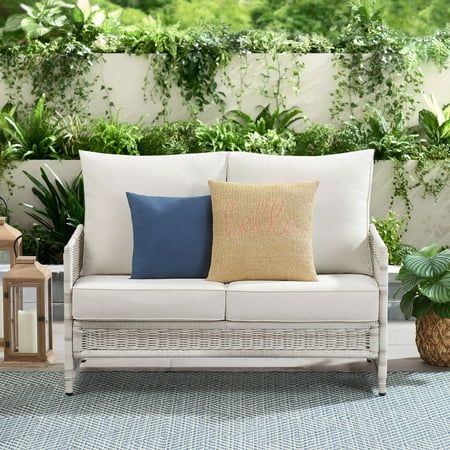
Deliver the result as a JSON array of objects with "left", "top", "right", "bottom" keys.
[{"left": 207, "top": 180, "right": 319, "bottom": 283}]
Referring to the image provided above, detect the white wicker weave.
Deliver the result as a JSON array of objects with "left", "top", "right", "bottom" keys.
[{"left": 64, "top": 224, "right": 388, "bottom": 395}]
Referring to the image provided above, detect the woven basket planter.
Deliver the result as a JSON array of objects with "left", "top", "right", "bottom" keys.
[{"left": 416, "top": 312, "right": 450, "bottom": 367}]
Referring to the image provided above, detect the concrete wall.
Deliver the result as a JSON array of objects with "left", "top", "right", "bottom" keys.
[
  {"left": 2, "top": 159, "right": 448, "bottom": 248},
  {"left": 1, "top": 53, "right": 450, "bottom": 126}
]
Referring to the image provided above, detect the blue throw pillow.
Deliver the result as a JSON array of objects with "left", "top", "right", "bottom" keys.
[{"left": 126, "top": 192, "right": 213, "bottom": 279}]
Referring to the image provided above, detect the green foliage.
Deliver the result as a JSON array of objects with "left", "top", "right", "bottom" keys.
[
  {"left": 123, "top": 25, "right": 233, "bottom": 113},
  {"left": 138, "top": 121, "right": 201, "bottom": 154},
  {"left": 1, "top": 0, "right": 111, "bottom": 43},
  {"left": 292, "top": 124, "right": 335, "bottom": 156},
  {"left": 251, "top": 0, "right": 348, "bottom": 35},
  {"left": 163, "top": 0, "right": 252, "bottom": 31},
  {"left": 0, "top": 96, "right": 64, "bottom": 159},
  {"left": 195, "top": 121, "right": 245, "bottom": 152},
  {"left": 227, "top": 105, "right": 304, "bottom": 135},
  {"left": 371, "top": 211, "right": 415, "bottom": 265},
  {"left": 418, "top": 95, "right": 450, "bottom": 146},
  {"left": 243, "top": 129, "right": 296, "bottom": 155},
  {"left": 398, "top": 244, "right": 450, "bottom": 319},
  {"left": 251, "top": 0, "right": 450, "bottom": 37},
  {"left": 86, "top": 117, "right": 143, "bottom": 154},
  {"left": 2, "top": 1, "right": 450, "bottom": 36},
  {"left": 21, "top": 165, "right": 84, "bottom": 263},
  {"left": 331, "top": 2, "right": 423, "bottom": 128}
]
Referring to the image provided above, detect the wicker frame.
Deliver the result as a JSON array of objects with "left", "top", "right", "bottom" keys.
[{"left": 64, "top": 224, "right": 388, "bottom": 395}]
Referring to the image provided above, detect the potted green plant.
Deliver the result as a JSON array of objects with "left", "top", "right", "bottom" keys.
[{"left": 398, "top": 244, "right": 450, "bottom": 367}]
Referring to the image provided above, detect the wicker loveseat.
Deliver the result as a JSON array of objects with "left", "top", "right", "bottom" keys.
[{"left": 64, "top": 150, "right": 388, "bottom": 395}]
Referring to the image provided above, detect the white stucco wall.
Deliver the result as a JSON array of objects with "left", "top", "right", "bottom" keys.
[{"left": 1, "top": 53, "right": 450, "bottom": 126}]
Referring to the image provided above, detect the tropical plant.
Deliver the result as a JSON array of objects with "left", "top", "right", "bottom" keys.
[
  {"left": 21, "top": 165, "right": 84, "bottom": 262},
  {"left": 0, "top": 96, "right": 64, "bottom": 159},
  {"left": 227, "top": 105, "right": 303, "bottom": 135},
  {"left": 57, "top": 114, "right": 89, "bottom": 159},
  {"left": 371, "top": 211, "right": 415, "bottom": 265},
  {"left": 0, "top": 102, "right": 17, "bottom": 144},
  {"left": 419, "top": 94, "right": 450, "bottom": 146},
  {"left": 87, "top": 117, "right": 143, "bottom": 155},
  {"left": 398, "top": 244, "right": 450, "bottom": 319}
]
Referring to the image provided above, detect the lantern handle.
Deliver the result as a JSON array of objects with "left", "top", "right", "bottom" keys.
[
  {"left": 0, "top": 196, "right": 8, "bottom": 218},
  {"left": 14, "top": 233, "right": 40, "bottom": 259}
]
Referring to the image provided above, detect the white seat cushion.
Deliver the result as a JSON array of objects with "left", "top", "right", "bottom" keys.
[
  {"left": 72, "top": 277, "right": 226, "bottom": 321},
  {"left": 80, "top": 151, "right": 228, "bottom": 275},
  {"left": 227, "top": 150, "right": 374, "bottom": 275},
  {"left": 226, "top": 275, "right": 379, "bottom": 322}
]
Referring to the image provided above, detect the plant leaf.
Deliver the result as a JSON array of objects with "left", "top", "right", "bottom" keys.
[
  {"left": 433, "top": 302, "right": 450, "bottom": 318},
  {"left": 412, "top": 295, "right": 434, "bottom": 317},
  {"left": 400, "top": 290, "right": 415, "bottom": 319},
  {"left": 396, "top": 266, "right": 421, "bottom": 294},
  {"left": 439, "top": 120, "right": 450, "bottom": 140},
  {"left": 403, "top": 249, "right": 450, "bottom": 278},
  {"left": 419, "top": 271, "right": 450, "bottom": 303}
]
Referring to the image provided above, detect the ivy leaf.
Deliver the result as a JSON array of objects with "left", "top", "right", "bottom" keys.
[
  {"left": 419, "top": 271, "right": 450, "bottom": 303},
  {"left": 403, "top": 249, "right": 450, "bottom": 278},
  {"left": 433, "top": 302, "right": 450, "bottom": 318}
]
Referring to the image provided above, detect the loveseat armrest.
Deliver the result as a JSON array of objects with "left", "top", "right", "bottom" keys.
[
  {"left": 369, "top": 224, "right": 388, "bottom": 299},
  {"left": 64, "top": 225, "right": 84, "bottom": 300},
  {"left": 64, "top": 225, "right": 83, "bottom": 394},
  {"left": 369, "top": 223, "right": 389, "bottom": 394}
]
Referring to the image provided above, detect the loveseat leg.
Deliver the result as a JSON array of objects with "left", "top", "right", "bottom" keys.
[
  {"left": 377, "top": 351, "right": 387, "bottom": 396},
  {"left": 65, "top": 369, "right": 75, "bottom": 396},
  {"left": 64, "top": 356, "right": 80, "bottom": 396}
]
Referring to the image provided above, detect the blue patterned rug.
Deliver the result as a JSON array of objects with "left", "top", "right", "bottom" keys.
[{"left": 0, "top": 371, "right": 449, "bottom": 449}]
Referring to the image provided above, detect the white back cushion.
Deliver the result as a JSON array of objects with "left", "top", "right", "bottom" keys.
[
  {"left": 80, "top": 151, "right": 228, "bottom": 275},
  {"left": 227, "top": 150, "right": 374, "bottom": 274}
]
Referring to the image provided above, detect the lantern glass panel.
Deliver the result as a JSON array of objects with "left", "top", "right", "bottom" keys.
[
  {"left": 8, "top": 284, "right": 39, "bottom": 354},
  {"left": 0, "top": 249, "right": 10, "bottom": 265},
  {"left": 0, "top": 257, "right": 5, "bottom": 339},
  {"left": 44, "top": 279, "right": 52, "bottom": 353}
]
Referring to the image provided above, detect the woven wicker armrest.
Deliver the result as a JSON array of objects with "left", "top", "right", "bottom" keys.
[
  {"left": 369, "top": 224, "right": 388, "bottom": 293},
  {"left": 64, "top": 225, "right": 84, "bottom": 302}
]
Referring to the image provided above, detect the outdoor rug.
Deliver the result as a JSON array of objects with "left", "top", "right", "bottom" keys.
[{"left": 0, "top": 371, "right": 449, "bottom": 449}]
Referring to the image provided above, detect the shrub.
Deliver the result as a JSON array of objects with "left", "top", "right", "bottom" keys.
[
  {"left": 243, "top": 129, "right": 295, "bottom": 155},
  {"left": 371, "top": 211, "right": 415, "bottom": 265},
  {"left": 86, "top": 117, "right": 143, "bottom": 155},
  {"left": 138, "top": 121, "right": 201, "bottom": 155},
  {"left": 0, "top": 95, "right": 64, "bottom": 160},
  {"left": 291, "top": 124, "right": 335, "bottom": 156},
  {"left": 21, "top": 166, "right": 84, "bottom": 263},
  {"left": 195, "top": 121, "right": 246, "bottom": 152}
]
